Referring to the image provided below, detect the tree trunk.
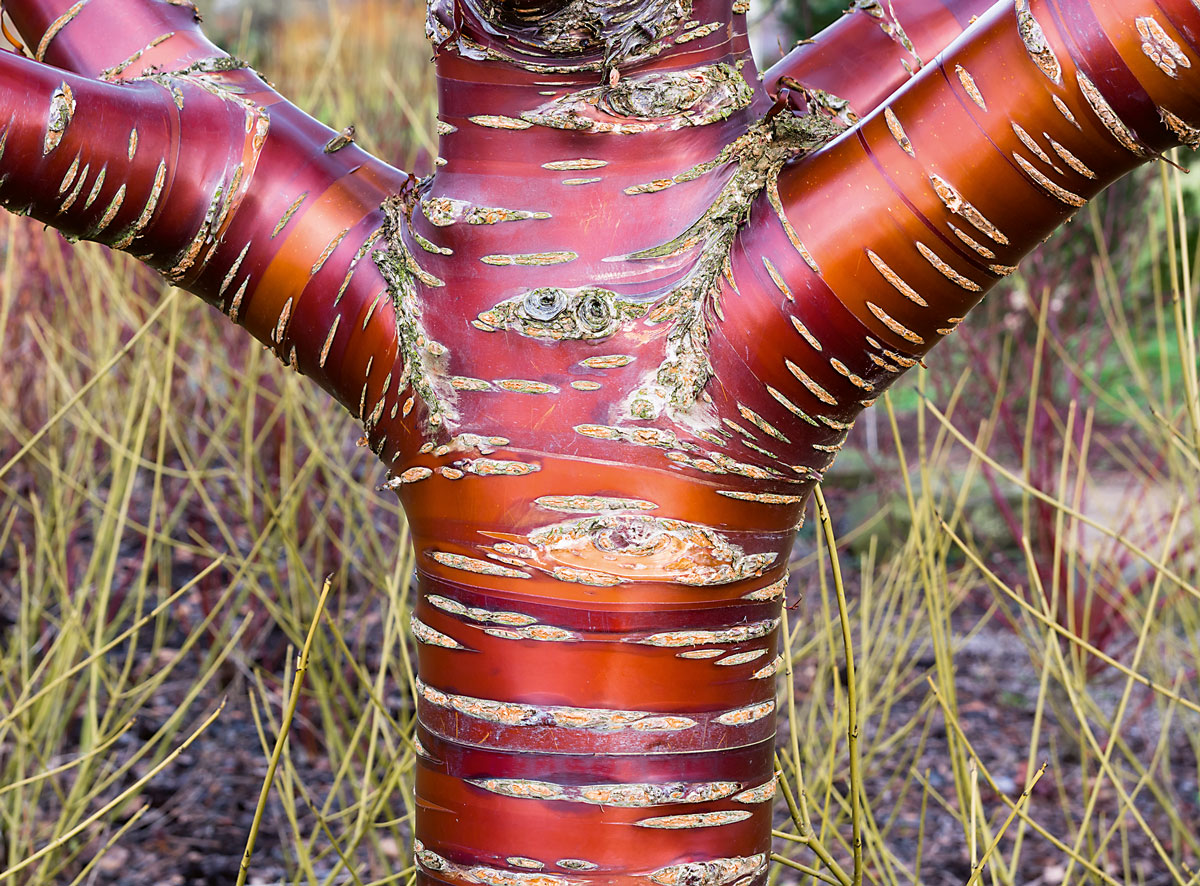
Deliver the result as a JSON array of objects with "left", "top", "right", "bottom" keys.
[{"left": 1, "top": 0, "right": 1198, "bottom": 881}]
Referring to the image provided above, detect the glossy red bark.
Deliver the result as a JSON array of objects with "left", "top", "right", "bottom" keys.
[
  {"left": 0, "top": 0, "right": 408, "bottom": 416},
  {"left": 2, "top": 0, "right": 1199, "bottom": 882},
  {"left": 763, "top": 0, "right": 996, "bottom": 113}
]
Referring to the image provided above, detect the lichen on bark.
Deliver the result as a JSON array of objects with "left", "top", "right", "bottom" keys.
[
  {"left": 476, "top": 287, "right": 650, "bottom": 341},
  {"left": 520, "top": 62, "right": 755, "bottom": 131},
  {"left": 622, "top": 103, "right": 849, "bottom": 425},
  {"left": 375, "top": 194, "right": 457, "bottom": 434}
]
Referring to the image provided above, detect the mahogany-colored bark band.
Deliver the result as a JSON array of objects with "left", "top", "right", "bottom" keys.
[{"left": 0, "top": 0, "right": 1198, "bottom": 883}]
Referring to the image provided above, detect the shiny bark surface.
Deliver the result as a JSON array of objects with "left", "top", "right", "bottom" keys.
[
  {"left": 1, "top": 0, "right": 1199, "bottom": 882},
  {"left": 0, "top": 0, "right": 408, "bottom": 415}
]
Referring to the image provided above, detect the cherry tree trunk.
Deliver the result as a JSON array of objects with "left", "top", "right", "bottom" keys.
[{"left": 1, "top": 0, "right": 1198, "bottom": 882}]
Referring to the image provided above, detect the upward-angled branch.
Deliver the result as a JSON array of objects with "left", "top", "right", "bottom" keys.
[
  {"left": 729, "top": 0, "right": 1200, "bottom": 487},
  {"left": 764, "top": 0, "right": 996, "bottom": 115},
  {"left": 0, "top": 0, "right": 411, "bottom": 431},
  {"left": 6, "top": 0, "right": 225, "bottom": 77}
]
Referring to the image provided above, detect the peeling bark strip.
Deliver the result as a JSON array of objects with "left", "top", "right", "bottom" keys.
[
  {"left": 417, "top": 678, "right": 780, "bottom": 756},
  {"left": 36, "top": 0, "right": 91, "bottom": 61},
  {"left": 470, "top": 778, "right": 743, "bottom": 807},
  {"left": 415, "top": 844, "right": 579, "bottom": 886},
  {"left": 414, "top": 845, "right": 766, "bottom": 886},
  {"left": 44, "top": 83, "right": 75, "bottom": 154},
  {"left": 3, "top": 0, "right": 1200, "bottom": 880},
  {"left": 418, "top": 680, "right": 701, "bottom": 733}
]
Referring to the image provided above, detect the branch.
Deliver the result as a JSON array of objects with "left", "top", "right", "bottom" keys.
[
  {"left": 5, "top": 0, "right": 227, "bottom": 78},
  {"left": 0, "top": 2, "right": 415, "bottom": 446},
  {"left": 733, "top": 0, "right": 1200, "bottom": 475},
  {"left": 0, "top": 51, "right": 244, "bottom": 251},
  {"left": 763, "top": 0, "right": 998, "bottom": 117}
]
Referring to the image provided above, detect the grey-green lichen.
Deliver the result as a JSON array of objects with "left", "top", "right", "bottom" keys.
[
  {"left": 519, "top": 63, "right": 755, "bottom": 133},
  {"left": 44, "top": 83, "right": 76, "bottom": 155},
  {"left": 375, "top": 194, "right": 457, "bottom": 434},
  {"left": 1015, "top": 0, "right": 1062, "bottom": 85},
  {"left": 376, "top": 76, "right": 847, "bottom": 438},
  {"left": 461, "top": 100, "right": 849, "bottom": 426},
  {"left": 620, "top": 107, "right": 849, "bottom": 424},
  {"left": 476, "top": 287, "right": 649, "bottom": 341}
]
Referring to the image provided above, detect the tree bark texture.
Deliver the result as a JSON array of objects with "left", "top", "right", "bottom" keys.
[{"left": 1, "top": 0, "right": 1198, "bottom": 882}]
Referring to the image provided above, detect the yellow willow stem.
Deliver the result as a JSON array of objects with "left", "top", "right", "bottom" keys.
[
  {"left": 771, "top": 853, "right": 844, "bottom": 886},
  {"left": 924, "top": 680, "right": 1126, "bottom": 886},
  {"left": 773, "top": 757, "right": 851, "bottom": 886},
  {"left": 939, "top": 518, "right": 1200, "bottom": 716},
  {"left": 237, "top": 575, "right": 333, "bottom": 886},
  {"left": 64, "top": 805, "right": 151, "bottom": 886},
  {"left": 0, "top": 718, "right": 133, "bottom": 798},
  {"left": 924, "top": 399, "right": 1200, "bottom": 603},
  {"left": 814, "top": 485, "right": 863, "bottom": 886},
  {"left": 964, "top": 765, "right": 1046, "bottom": 886},
  {"left": 0, "top": 699, "right": 226, "bottom": 882},
  {"left": 0, "top": 290, "right": 178, "bottom": 482}
]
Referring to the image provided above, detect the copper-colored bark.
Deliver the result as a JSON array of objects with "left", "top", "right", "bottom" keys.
[{"left": 2, "top": 0, "right": 1198, "bottom": 882}]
